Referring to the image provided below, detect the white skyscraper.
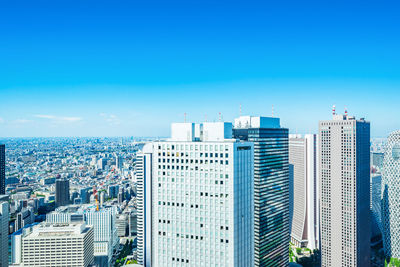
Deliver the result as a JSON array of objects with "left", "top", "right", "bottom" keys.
[
  {"left": 21, "top": 222, "right": 94, "bottom": 267},
  {"left": 319, "top": 113, "right": 370, "bottom": 267},
  {"left": 289, "top": 134, "right": 319, "bottom": 250},
  {"left": 137, "top": 122, "right": 254, "bottom": 266},
  {"left": 0, "top": 195, "right": 9, "bottom": 267}
]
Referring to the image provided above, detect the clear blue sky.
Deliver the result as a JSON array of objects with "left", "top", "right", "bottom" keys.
[{"left": 0, "top": 0, "right": 399, "bottom": 137}]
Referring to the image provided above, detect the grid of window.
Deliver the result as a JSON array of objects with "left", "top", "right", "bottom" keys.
[{"left": 152, "top": 141, "right": 253, "bottom": 267}]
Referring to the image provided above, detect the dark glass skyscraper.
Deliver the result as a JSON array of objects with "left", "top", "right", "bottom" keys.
[
  {"left": 234, "top": 116, "right": 289, "bottom": 267},
  {"left": 0, "top": 144, "right": 5, "bottom": 195},
  {"left": 55, "top": 179, "right": 70, "bottom": 207}
]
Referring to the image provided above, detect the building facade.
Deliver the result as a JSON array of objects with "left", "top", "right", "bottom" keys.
[
  {"left": 0, "top": 145, "right": 5, "bottom": 195},
  {"left": 382, "top": 131, "right": 400, "bottom": 259},
  {"left": 21, "top": 222, "right": 94, "bottom": 267},
  {"left": 137, "top": 122, "right": 254, "bottom": 266},
  {"left": 233, "top": 116, "right": 289, "bottom": 267},
  {"left": 0, "top": 195, "right": 9, "bottom": 267},
  {"left": 55, "top": 179, "right": 70, "bottom": 207},
  {"left": 289, "top": 134, "right": 319, "bottom": 250},
  {"left": 319, "top": 114, "right": 370, "bottom": 267},
  {"left": 46, "top": 205, "right": 118, "bottom": 267}
]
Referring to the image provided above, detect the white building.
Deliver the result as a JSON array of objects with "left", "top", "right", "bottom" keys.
[
  {"left": 137, "top": 122, "right": 254, "bottom": 266},
  {"left": 0, "top": 195, "right": 9, "bottom": 267},
  {"left": 289, "top": 134, "right": 319, "bottom": 250},
  {"left": 21, "top": 222, "right": 94, "bottom": 267},
  {"left": 46, "top": 205, "right": 118, "bottom": 267}
]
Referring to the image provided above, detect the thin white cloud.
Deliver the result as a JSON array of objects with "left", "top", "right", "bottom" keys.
[
  {"left": 0, "top": 117, "right": 4, "bottom": 123},
  {"left": 14, "top": 119, "right": 33, "bottom": 124},
  {"left": 34, "top": 114, "right": 56, "bottom": 119},
  {"left": 99, "top": 113, "right": 121, "bottom": 125},
  {"left": 34, "top": 114, "right": 83, "bottom": 123},
  {"left": 60, "top": 117, "right": 82, "bottom": 122}
]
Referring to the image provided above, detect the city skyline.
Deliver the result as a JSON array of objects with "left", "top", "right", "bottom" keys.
[{"left": 1, "top": 1, "right": 400, "bottom": 137}]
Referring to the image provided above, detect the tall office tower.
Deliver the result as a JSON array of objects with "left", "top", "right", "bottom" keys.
[
  {"left": 382, "top": 131, "right": 400, "bottom": 260},
  {"left": 288, "top": 134, "right": 319, "bottom": 250},
  {"left": 319, "top": 113, "right": 370, "bottom": 267},
  {"left": 233, "top": 116, "right": 289, "bottom": 267},
  {"left": 137, "top": 122, "right": 254, "bottom": 266},
  {"left": 21, "top": 222, "right": 94, "bottom": 267},
  {"left": 80, "top": 187, "right": 90, "bottom": 204},
  {"left": 46, "top": 205, "right": 118, "bottom": 267},
  {"left": 116, "top": 155, "right": 123, "bottom": 171},
  {"left": 0, "top": 145, "right": 5, "bottom": 195},
  {"left": 0, "top": 195, "right": 9, "bottom": 267},
  {"left": 55, "top": 179, "right": 70, "bottom": 207}
]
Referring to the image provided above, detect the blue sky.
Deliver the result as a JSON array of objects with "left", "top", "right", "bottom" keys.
[{"left": 0, "top": 0, "right": 399, "bottom": 137}]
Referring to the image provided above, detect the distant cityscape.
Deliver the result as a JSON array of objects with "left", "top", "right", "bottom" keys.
[{"left": 0, "top": 110, "right": 398, "bottom": 267}]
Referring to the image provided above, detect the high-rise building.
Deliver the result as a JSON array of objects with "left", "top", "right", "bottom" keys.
[
  {"left": 0, "top": 195, "right": 9, "bottom": 267},
  {"left": 233, "top": 116, "right": 289, "bottom": 267},
  {"left": 319, "top": 113, "right": 370, "bottom": 267},
  {"left": 0, "top": 145, "right": 5, "bottom": 195},
  {"left": 116, "top": 155, "right": 123, "bottom": 171},
  {"left": 137, "top": 122, "right": 254, "bottom": 266},
  {"left": 80, "top": 187, "right": 90, "bottom": 204},
  {"left": 46, "top": 204, "right": 118, "bottom": 267},
  {"left": 55, "top": 179, "right": 70, "bottom": 207},
  {"left": 21, "top": 222, "right": 94, "bottom": 267},
  {"left": 289, "top": 134, "right": 319, "bottom": 250},
  {"left": 382, "top": 131, "right": 400, "bottom": 259}
]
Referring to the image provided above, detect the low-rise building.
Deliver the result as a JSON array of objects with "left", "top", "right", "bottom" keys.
[{"left": 21, "top": 222, "right": 94, "bottom": 267}]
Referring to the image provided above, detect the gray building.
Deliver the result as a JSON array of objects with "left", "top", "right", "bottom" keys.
[
  {"left": 319, "top": 113, "right": 370, "bottom": 267},
  {"left": 289, "top": 134, "right": 319, "bottom": 250},
  {"left": 0, "top": 145, "right": 5, "bottom": 195},
  {"left": 234, "top": 116, "right": 289, "bottom": 267},
  {"left": 55, "top": 179, "right": 70, "bottom": 207},
  {"left": 0, "top": 195, "right": 9, "bottom": 267}
]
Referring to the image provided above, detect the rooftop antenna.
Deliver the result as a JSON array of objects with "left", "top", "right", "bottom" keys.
[
  {"left": 219, "top": 112, "right": 222, "bottom": 122},
  {"left": 239, "top": 104, "right": 242, "bottom": 116},
  {"left": 344, "top": 106, "right": 348, "bottom": 117},
  {"left": 332, "top": 105, "right": 336, "bottom": 116},
  {"left": 272, "top": 104, "right": 274, "bottom": 117},
  {"left": 205, "top": 114, "right": 208, "bottom": 122},
  {"left": 184, "top": 112, "right": 187, "bottom": 123}
]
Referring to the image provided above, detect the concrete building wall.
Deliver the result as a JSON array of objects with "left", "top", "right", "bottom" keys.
[{"left": 319, "top": 115, "right": 370, "bottom": 267}]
